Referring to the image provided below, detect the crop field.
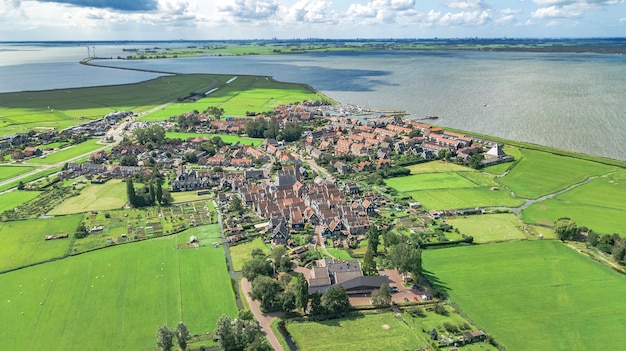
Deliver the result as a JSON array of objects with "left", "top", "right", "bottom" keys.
[
  {"left": 0, "top": 190, "right": 41, "bottom": 213},
  {"left": 445, "top": 213, "right": 528, "bottom": 243},
  {"left": 0, "top": 226, "right": 237, "bottom": 351},
  {"left": 423, "top": 240, "right": 626, "bottom": 350},
  {"left": 0, "top": 165, "right": 36, "bottom": 181},
  {"left": 229, "top": 238, "right": 271, "bottom": 271},
  {"left": 497, "top": 149, "right": 616, "bottom": 199},
  {"left": 25, "top": 139, "right": 103, "bottom": 165},
  {"left": 166, "top": 132, "right": 263, "bottom": 147},
  {"left": 522, "top": 170, "right": 626, "bottom": 234},
  {"left": 0, "top": 214, "right": 82, "bottom": 272},
  {"left": 0, "top": 167, "right": 61, "bottom": 193},
  {"left": 47, "top": 179, "right": 127, "bottom": 215},
  {"left": 405, "top": 187, "right": 524, "bottom": 210}
]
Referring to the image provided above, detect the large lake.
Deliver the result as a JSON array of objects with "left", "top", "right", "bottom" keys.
[{"left": 2, "top": 43, "right": 626, "bottom": 161}]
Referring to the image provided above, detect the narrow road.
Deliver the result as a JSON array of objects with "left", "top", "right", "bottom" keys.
[{"left": 240, "top": 278, "right": 284, "bottom": 351}]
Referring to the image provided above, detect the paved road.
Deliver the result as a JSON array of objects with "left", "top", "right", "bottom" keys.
[{"left": 240, "top": 278, "right": 284, "bottom": 351}]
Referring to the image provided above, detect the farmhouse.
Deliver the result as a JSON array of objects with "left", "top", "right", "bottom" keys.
[{"left": 307, "top": 258, "right": 390, "bottom": 295}]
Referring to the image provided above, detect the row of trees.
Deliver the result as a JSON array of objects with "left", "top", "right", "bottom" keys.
[
  {"left": 156, "top": 322, "right": 190, "bottom": 351},
  {"left": 213, "top": 312, "right": 271, "bottom": 351},
  {"left": 556, "top": 218, "right": 626, "bottom": 263},
  {"left": 126, "top": 178, "right": 172, "bottom": 207},
  {"left": 363, "top": 224, "right": 423, "bottom": 281},
  {"left": 244, "top": 117, "right": 304, "bottom": 141}
]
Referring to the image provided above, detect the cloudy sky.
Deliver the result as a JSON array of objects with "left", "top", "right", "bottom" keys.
[{"left": 1, "top": 0, "right": 625, "bottom": 40}]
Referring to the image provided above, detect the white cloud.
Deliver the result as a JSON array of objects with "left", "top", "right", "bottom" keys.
[
  {"left": 217, "top": 0, "right": 280, "bottom": 21},
  {"left": 445, "top": 0, "right": 490, "bottom": 10},
  {"left": 439, "top": 10, "right": 491, "bottom": 26},
  {"left": 346, "top": 0, "right": 417, "bottom": 25},
  {"left": 284, "top": 0, "right": 337, "bottom": 24}
]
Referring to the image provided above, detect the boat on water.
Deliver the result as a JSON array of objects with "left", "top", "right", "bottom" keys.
[{"left": 422, "top": 115, "right": 439, "bottom": 120}]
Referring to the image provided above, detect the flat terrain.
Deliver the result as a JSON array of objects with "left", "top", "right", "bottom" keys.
[
  {"left": 25, "top": 139, "right": 103, "bottom": 165},
  {"left": 229, "top": 238, "right": 271, "bottom": 271},
  {"left": 423, "top": 240, "right": 626, "bottom": 350},
  {"left": 522, "top": 170, "right": 626, "bottom": 234},
  {"left": 0, "top": 190, "right": 41, "bottom": 213},
  {"left": 446, "top": 213, "right": 529, "bottom": 243},
  {"left": 166, "top": 132, "right": 263, "bottom": 147},
  {"left": 0, "top": 214, "right": 82, "bottom": 272},
  {"left": 497, "top": 149, "right": 616, "bottom": 199},
  {"left": 48, "top": 179, "right": 128, "bottom": 215},
  {"left": 0, "top": 225, "right": 237, "bottom": 351},
  {"left": 0, "top": 165, "right": 36, "bottom": 181}
]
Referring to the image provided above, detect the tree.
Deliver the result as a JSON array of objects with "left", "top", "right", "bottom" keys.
[
  {"left": 264, "top": 117, "right": 280, "bottom": 139},
  {"left": 126, "top": 178, "right": 137, "bottom": 206},
  {"left": 367, "top": 225, "right": 381, "bottom": 255},
  {"left": 17, "top": 181, "right": 24, "bottom": 190},
  {"left": 370, "top": 284, "right": 392, "bottom": 307},
  {"left": 280, "top": 289, "right": 297, "bottom": 312},
  {"left": 389, "top": 241, "right": 422, "bottom": 280},
  {"left": 294, "top": 273, "right": 309, "bottom": 312},
  {"left": 120, "top": 154, "right": 138, "bottom": 166},
  {"left": 321, "top": 285, "right": 351, "bottom": 316},
  {"left": 241, "top": 258, "right": 273, "bottom": 281},
  {"left": 282, "top": 122, "right": 304, "bottom": 142},
  {"left": 249, "top": 275, "right": 283, "bottom": 312},
  {"left": 215, "top": 315, "right": 262, "bottom": 351},
  {"left": 555, "top": 218, "right": 578, "bottom": 241},
  {"left": 184, "top": 151, "right": 198, "bottom": 163},
  {"left": 237, "top": 309, "right": 254, "bottom": 321},
  {"left": 174, "top": 322, "right": 190, "bottom": 351},
  {"left": 309, "top": 291, "right": 324, "bottom": 316},
  {"left": 230, "top": 196, "right": 244, "bottom": 215},
  {"left": 155, "top": 179, "right": 163, "bottom": 204},
  {"left": 362, "top": 247, "right": 378, "bottom": 276},
  {"left": 244, "top": 336, "right": 272, "bottom": 351},
  {"left": 156, "top": 325, "right": 173, "bottom": 351}
]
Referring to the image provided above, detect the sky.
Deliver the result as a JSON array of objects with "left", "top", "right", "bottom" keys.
[{"left": 1, "top": 0, "right": 625, "bottom": 41}]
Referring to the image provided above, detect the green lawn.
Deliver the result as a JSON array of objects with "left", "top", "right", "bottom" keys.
[
  {"left": 166, "top": 132, "right": 262, "bottom": 147},
  {"left": 0, "top": 215, "right": 82, "bottom": 272},
  {"left": 25, "top": 139, "right": 103, "bottom": 164},
  {"left": 445, "top": 213, "right": 528, "bottom": 243},
  {"left": 0, "top": 165, "right": 36, "bottom": 181},
  {"left": 47, "top": 179, "right": 127, "bottom": 215},
  {"left": 522, "top": 170, "right": 626, "bottom": 234},
  {"left": 326, "top": 248, "right": 354, "bottom": 260},
  {"left": 423, "top": 240, "right": 626, "bottom": 350},
  {"left": 170, "top": 190, "right": 213, "bottom": 204},
  {"left": 498, "top": 149, "right": 616, "bottom": 199},
  {"left": 229, "top": 238, "right": 271, "bottom": 271},
  {"left": 406, "top": 161, "right": 471, "bottom": 174},
  {"left": 0, "top": 227, "right": 237, "bottom": 351},
  {"left": 0, "top": 190, "right": 41, "bottom": 213}
]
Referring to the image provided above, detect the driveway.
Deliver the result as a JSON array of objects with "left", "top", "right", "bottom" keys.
[{"left": 240, "top": 278, "right": 284, "bottom": 351}]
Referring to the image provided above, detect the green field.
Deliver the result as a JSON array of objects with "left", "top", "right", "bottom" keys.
[
  {"left": 522, "top": 170, "right": 626, "bottom": 234},
  {"left": 0, "top": 74, "right": 226, "bottom": 135},
  {"left": 0, "top": 190, "right": 41, "bottom": 213},
  {"left": 405, "top": 187, "right": 524, "bottom": 210},
  {"left": 385, "top": 173, "right": 478, "bottom": 192},
  {"left": 47, "top": 179, "right": 127, "bottom": 215},
  {"left": 229, "top": 238, "right": 271, "bottom": 271},
  {"left": 498, "top": 149, "right": 616, "bottom": 199},
  {"left": 0, "top": 165, "right": 36, "bottom": 181},
  {"left": 0, "top": 215, "right": 82, "bottom": 272},
  {"left": 25, "top": 139, "right": 104, "bottom": 165},
  {"left": 0, "top": 225, "right": 237, "bottom": 350},
  {"left": 423, "top": 240, "right": 626, "bottom": 350},
  {"left": 286, "top": 310, "right": 496, "bottom": 351},
  {"left": 166, "top": 132, "right": 263, "bottom": 147},
  {"left": 446, "top": 213, "right": 529, "bottom": 243},
  {"left": 170, "top": 190, "right": 213, "bottom": 203},
  {"left": 141, "top": 75, "right": 328, "bottom": 121},
  {"left": 406, "top": 161, "right": 471, "bottom": 174}
]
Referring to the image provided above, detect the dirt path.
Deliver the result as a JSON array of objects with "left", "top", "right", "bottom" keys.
[{"left": 240, "top": 278, "right": 284, "bottom": 351}]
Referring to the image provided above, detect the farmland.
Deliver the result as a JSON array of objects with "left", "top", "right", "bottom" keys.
[
  {"left": 25, "top": 139, "right": 104, "bottom": 165},
  {"left": 521, "top": 170, "right": 626, "bottom": 234},
  {"left": 0, "top": 227, "right": 237, "bottom": 351},
  {"left": 0, "top": 165, "right": 36, "bottom": 181},
  {"left": 423, "top": 240, "right": 626, "bottom": 350},
  {"left": 0, "top": 214, "right": 82, "bottom": 272},
  {"left": 229, "top": 237, "right": 271, "bottom": 271},
  {"left": 0, "top": 190, "right": 41, "bottom": 213},
  {"left": 497, "top": 149, "right": 616, "bottom": 199},
  {"left": 47, "top": 179, "right": 128, "bottom": 215},
  {"left": 166, "top": 132, "right": 263, "bottom": 147}
]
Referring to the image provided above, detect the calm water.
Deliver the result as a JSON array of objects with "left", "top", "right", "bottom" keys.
[{"left": 1, "top": 43, "right": 626, "bottom": 161}]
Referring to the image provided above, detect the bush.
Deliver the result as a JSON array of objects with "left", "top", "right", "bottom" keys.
[
  {"left": 433, "top": 303, "right": 447, "bottom": 316},
  {"left": 443, "top": 322, "right": 458, "bottom": 333}
]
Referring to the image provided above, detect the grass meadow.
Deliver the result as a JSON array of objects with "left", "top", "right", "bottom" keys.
[
  {"left": 25, "top": 139, "right": 104, "bottom": 165},
  {"left": 387, "top": 163, "right": 522, "bottom": 209},
  {"left": 446, "top": 213, "right": 529, "bottom": 243},
  {"left": 0, "top": 225, "right": 237, "bottom": 351},
  {"left": 140, "top": 75, "right": 326, "bottom": 121},
  {"left": 498, "top": 149, "right": 616, "bottom": 199},
  {"left": 521, "top": 170, "right": 626, "bottom": 234},
  {"left": 0, "top": 190, "right": 41, "bottom": 213},
  {"left": 0, "top": 215, "right": 82, "bottom": 272},
  {"left": 166, "top": 132, "right": 263, "bottom": 147},
  {"left": 0, "top": 165, "right": 36, "bottom": 181},
  {"left": 0, "top": 74, "right": 224, "bottom": 135},
  {"left": 47, "top": 179, "right": 127, "bottom": 215},
  {"left": 423, "top": 240, "right": 626, "bottom": 350}
]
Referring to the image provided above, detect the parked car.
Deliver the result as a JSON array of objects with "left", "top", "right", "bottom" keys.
[{"left": 390, "top": 286, "right": 399, "bottom": 293}]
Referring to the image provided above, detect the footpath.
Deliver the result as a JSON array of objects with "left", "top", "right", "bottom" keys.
[{"left": 240, "top": 278, "right": 284, "bottom": 351}]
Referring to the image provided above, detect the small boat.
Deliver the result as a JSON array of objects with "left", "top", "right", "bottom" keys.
[{"left": 422, "top": 115, "right": 439, "bottom": 120}]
